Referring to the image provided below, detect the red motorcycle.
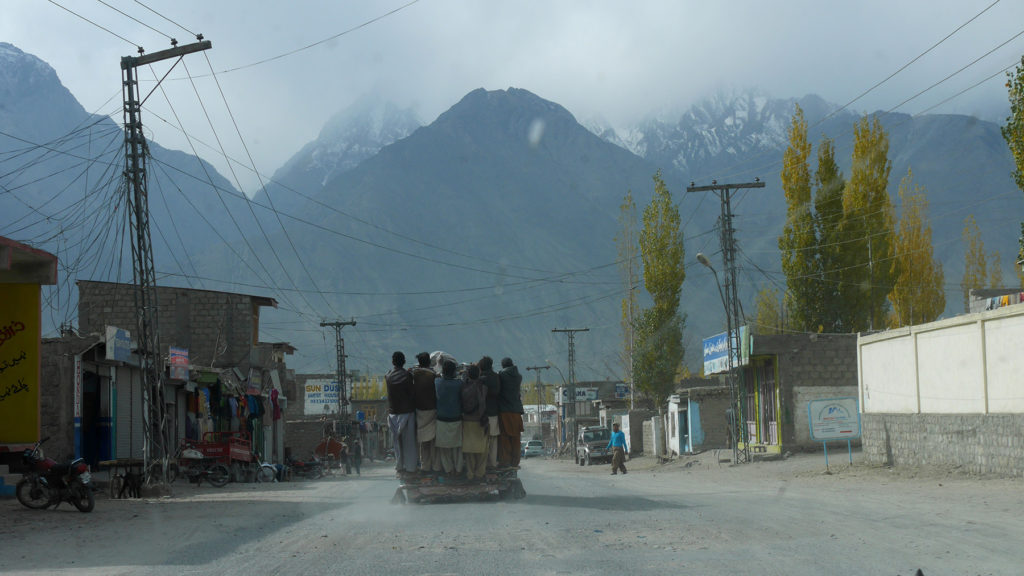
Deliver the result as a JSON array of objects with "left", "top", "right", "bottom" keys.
[{"left": 15, "top": 436, "right": 95, "bottom": 513}]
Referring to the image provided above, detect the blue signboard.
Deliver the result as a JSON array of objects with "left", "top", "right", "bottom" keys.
[
  {"left": 702, "top": 332, "right": 730, "bottom": 375},
  {"left": 105, "top": 326, "right": 131, "bottom": 362},
  {"left": 702, "top": 326, "right": 749, "bottom": 375}
]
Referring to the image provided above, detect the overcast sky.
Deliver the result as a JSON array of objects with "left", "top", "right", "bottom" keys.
[{"left": 4, "top": 0, "right": 1024, "bottom": 193}]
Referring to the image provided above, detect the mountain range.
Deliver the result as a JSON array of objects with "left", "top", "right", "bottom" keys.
[{"left": 2, "top": 41, "right": 1021, "bottom": 379}]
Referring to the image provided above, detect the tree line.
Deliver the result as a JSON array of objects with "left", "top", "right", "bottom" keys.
[{"left": 618, "top": 58, "right": 1024, "bottom": 407}]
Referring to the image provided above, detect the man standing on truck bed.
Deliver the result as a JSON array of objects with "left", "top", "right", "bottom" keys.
[
  {"left": 411, "top": 352, "right": 439, "bottom": 473},
  {"left": 607, "top": 421, "right": 628, "bottom": 475},
  {"left": 497, "top": 357, "right": 524, "bottom": 468},
  {"left": 478, "top": 356, "right": 501, "bottom": 470},
  {"left": 386, "top": 351, "right": 418, "bottom": 476}
]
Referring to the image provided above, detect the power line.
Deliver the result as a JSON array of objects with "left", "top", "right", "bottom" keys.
[
  {"left": 94, "top": 0, "right": 173, "bottom": 40},
  {"left": 212, "top": 0, "right": 421, "bottom": 76},
  {"left": 46, "top": 0, "right": 139, "bottom": 48},
  {"left": 132, "top": 0, "right": 197, "bottom": 38},
  {"left": 820, "top": 0, "right": 1002, "bottom": 124}
]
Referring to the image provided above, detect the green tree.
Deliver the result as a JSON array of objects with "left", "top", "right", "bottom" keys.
[
  {"left": 839, "top": 116, "right": 896, "bottom": 331},
  {"left": 615, "top": 191, "right": 640, "bottom": 393},
  {"left": 961, "top": 215, "right": 1005, "bottom": 311},
  {"left": 779, "top": 105, "right": 820, "bottom": 331},
  {"left": 813, "top": 137, "right": 847, "bottom": 332},
  {"left": 888, "top": 169, "right": 945, "bottom": 327},
  {"left": 633, "top": 171, "right": 686, "bottom": 406},
  {"left": 752, "top": 285, "right": 783, "bottom": 335},
  {"left": 1000, "top": 57, "right": 1024, "bottom": 285}
]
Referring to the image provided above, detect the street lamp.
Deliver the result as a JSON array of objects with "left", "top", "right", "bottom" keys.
[
  {"left": 696, "top": 252, "right": 744, "bottom": 464},
  {"left": 546, "top": 360, "right": 570, "bottom": 452}
]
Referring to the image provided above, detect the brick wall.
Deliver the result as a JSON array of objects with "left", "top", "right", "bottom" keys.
[
  {"left": 751, "top": 334, "right": 858, "bottom": 451},
  {"left": 694, "top": 393, "right": 732, "bottom": 450},
  {"left": 863, "top": 413, "right": 1024, "bottom": 477},
  {"left": 77, "top": 281, "right": 264, "bottom": 367}
]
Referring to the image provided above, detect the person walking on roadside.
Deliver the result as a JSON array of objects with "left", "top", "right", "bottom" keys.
[
  {"left": 386, "top": 351, "right": 418, "bottom": 476},
  {"left": 478, "top": 356, "right": 501, "bottom": 470},
  {"left": 497, "top": 357, "right": 524, "bottom": 468},
  {"left": 434, "top": 359, "right": 464, "bottom": 475},
  {"left": 607, "top": 421, "right": 628, "bottom": 475},
  {"left": 410, "top": 351, "right": 439, "bottom": 473},
  {"left": 351, "top": 438, "right": 363, "bottom": 476}
]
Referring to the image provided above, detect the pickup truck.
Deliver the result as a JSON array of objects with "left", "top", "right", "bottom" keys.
[{"left": 576, "top": 426, "right": 612, "bottom": 466}]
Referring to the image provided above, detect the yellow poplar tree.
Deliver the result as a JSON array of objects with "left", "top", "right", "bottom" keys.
[
  {"left": 888, "top": 169, "right": 944, "bottom": 327},
  {"left": 839, "top": 116, "right": 896, "bottom": 331},
  {"left": 779, "top": 105, "right": 820, "bottom": 332}
]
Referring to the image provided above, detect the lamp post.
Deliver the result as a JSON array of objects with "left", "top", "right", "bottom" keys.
[
  {"left": 546, "top": 360, "right": 569, "bottom": 452},
  {"left": 697, "top": 252, "right": 744, "bottom": 464}
]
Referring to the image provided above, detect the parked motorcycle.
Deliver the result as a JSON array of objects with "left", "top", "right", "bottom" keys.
[
  {"left": 285, "top": 456, "right": 323, "bottom": 479},
  {"left": 175, "top": 441, "right": 230, "bottom": 487},
  {"left": 16, "top": 436, "right": 95, "bottom": 513}
]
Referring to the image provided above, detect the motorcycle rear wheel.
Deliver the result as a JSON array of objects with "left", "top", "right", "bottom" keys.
[
  {"left": 70, "top": 481, "right": 95, "bottom": 513},
  {"left": 206, "top": 464, "right": 230, "bottom": 487},
  {"left": 15, "top": 478, "right": 50, "bottom": 509}
]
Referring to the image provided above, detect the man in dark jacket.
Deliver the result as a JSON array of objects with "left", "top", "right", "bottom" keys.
[
  {"left": 434, "top": 359, "right": 463, "bottom": 475},
  {"left": 478, "top": 356, "right": 501, "bottom": 470},
  {"left": 385, "top": 351, "right": 417, "bottom": 474},
  {"left": 410, "top": 352, "right": 439, "bottom": 473},
  {"left": 497, "top": 357, "right": 524, "bottom": 468}
]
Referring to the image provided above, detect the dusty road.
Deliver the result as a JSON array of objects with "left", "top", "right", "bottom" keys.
[{"left": 1, "top": 453, "right": 1022, "bottom": 575}]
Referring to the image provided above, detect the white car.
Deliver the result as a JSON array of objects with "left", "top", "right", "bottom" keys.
[{"left": 523, "top": 440, "right": 544, "bottom": 458}]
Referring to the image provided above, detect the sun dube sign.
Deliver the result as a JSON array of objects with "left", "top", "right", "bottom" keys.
[{"left": 303, "top": 379, "right": 340, "bottom": 415}]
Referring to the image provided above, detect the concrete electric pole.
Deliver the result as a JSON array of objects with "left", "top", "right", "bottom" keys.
[
  {"left": 686, "top": 179, "right": 764, "bottom": 464},
  {"left": 552, "top": 328, "right": 588, "bottom": 457},
  {"left": 121, "top": 38, "right": 211, "bottom": 483},
  {"left": 320, "top": 319, "right": 356, "bottom": 429}
]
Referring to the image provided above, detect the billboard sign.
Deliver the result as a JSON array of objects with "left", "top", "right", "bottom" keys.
[
  {"left": 808, "top": 397, "right": 861, "bottom": 441},
  {"left": 105, "top": 326, "right": 131, "bottom": 362},
  {"left": 702, "top": 326, "right": 749, "bottom": 375},
  {"left": 169, "top": 347, "right": 189, "bottom": 381},
  {"left": 304, "top": 379, "right": 340, "bottom": 415},
  {"left": 558, "top": 386, "right": 598, "bottom": 403},
  {"left": 0, "top": 284, "right": 40, "bottom": 443}
]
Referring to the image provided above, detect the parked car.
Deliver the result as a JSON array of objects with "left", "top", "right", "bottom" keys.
[
  {"left": 576, "top": 426, "right": 612, "bottom": 466},
  {"left": 523, "top": 440, "right": 544, "bottom": 458}
]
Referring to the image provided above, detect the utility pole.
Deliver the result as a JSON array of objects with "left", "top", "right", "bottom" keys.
[
  {"left": 121, "top": 38, "right": 211, "bottom": 483},
  {"left": 687, "top": 179, "right": 764, "bottom": 464},
  {"left": 552, "top": 328, "right": 588, "bottom": 457},
  {"left": 524, "top": 365, "right": 550, "bottom": 429},
  {"left": 320, "top": 319, "right": 356, "bottom": 429}
]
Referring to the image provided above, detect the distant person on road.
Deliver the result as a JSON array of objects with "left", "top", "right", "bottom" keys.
[
  {"left": 411, "top": 351, "right": 439, "bottom": 473},
  {"left": 461, "top": 364, "right": 488, "bottom": 480},
  {"left": 351, "top": 438, "right": 362, "bottom": 476},
  {"left": 497, "top": 357, "right": 524, "bottom": 468},
  {"left": 478, "top": 356, "right": 501, "bottom": 470},
  {"left": 607, "top": 421, "right": 628, "bottom": 475},
  {"left": 434, "top": 359, "right": 464, "bottom": 475},
  {"left": 386, "top": 351, "right": 418, "bottom": 475}
]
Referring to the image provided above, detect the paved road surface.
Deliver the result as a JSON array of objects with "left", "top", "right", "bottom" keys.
[{"left": 1, "top": 454, "right": 1021, "bottom": 575}]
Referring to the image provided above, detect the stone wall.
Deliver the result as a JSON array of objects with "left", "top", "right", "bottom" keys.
[
  {"left": 694, "top": 393, "right": 732, "bottom": 450},
  {"left": 863, "top": 413, "right": 1024, "bottom": 477}
]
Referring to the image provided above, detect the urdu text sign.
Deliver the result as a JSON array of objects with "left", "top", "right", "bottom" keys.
[{"left": 0, "top": 284, "right": 40, "bottom": 443}]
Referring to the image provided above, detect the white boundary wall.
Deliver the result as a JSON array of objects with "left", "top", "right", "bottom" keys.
[{"left": 859, "top": 304, "right": 1024, "bottom": 415}]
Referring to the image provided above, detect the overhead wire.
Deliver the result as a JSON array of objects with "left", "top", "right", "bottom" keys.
[
  {"left": 201, "top": 51, "right": 339, "bottom": 317},
  {"left": 45, "top": 0, "right": 139, "bottom": 48}
]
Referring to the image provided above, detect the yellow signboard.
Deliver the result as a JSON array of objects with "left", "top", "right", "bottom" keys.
[{"left": 0, "top": 283, "right": 40, "bottom": 443}]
